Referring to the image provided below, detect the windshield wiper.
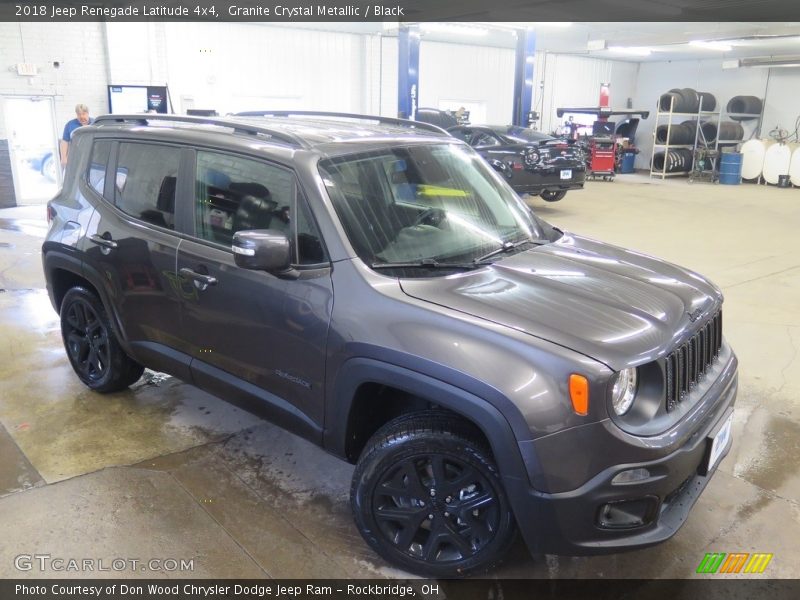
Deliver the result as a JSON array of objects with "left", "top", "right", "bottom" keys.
[
  {"left": 473, "top": 238, "right": 548, "bottom": 264},
  {"left": 371, "top": 259, "right": 483, "bottom": 271},
  {"left": 371, "top": 239, "right": 548, "bottom": 271}
]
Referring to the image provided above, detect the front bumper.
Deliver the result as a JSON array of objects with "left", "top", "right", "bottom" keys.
[{"left": 506, "top": 351, "right": 737, "bottom": 556}]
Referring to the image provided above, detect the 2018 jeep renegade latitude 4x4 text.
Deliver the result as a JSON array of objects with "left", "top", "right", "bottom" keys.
[{"left": 43, "top": 112, "right": 737, "bottom": 577}]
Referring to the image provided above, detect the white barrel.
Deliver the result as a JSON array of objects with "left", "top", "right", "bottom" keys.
[
  {"left": 740, "top": 139, "right": 769, "bottom": 181},
  {"left": 762, "top": 142, "right": 794, "bottom": 185},
  {"left": 789, "top": 146, "right": 800, "bottom": 186}
]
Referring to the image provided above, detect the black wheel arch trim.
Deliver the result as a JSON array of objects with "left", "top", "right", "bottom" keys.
[
  {"left": 327, "top": 355, "right": 541, "bottom": 484},
  {"left": 43, "top": 248, "right": 134, "bottom": 358},
  {"left": 328, "top": 356, "right": 551, "bottom": 555},
  {"left": 42, "top": 246, "right": 80, "bottom": 312}
]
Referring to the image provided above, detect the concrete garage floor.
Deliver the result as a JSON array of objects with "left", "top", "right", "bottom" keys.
[{"left": 0, "top": 175, "right": 798, "bottom": 579}]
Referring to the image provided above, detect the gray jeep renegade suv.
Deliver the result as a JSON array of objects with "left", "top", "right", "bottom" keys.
[{"left": 43, "top": 112, "right": 737, "bottom": 577}]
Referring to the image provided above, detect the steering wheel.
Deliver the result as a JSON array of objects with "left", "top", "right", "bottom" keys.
[{"left": 413, "top": 207, "right": 449, "bottom": 229}]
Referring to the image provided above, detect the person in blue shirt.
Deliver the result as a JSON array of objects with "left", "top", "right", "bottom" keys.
[{"left": 60, "top": 104, "right": 93, "bottom": 167}]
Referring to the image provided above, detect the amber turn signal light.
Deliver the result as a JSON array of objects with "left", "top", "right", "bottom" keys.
[{"left": 569, "top": 374, "right": 589, "bottom": 416}]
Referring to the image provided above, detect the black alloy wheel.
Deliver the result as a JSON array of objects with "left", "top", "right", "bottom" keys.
[
  {"left": 63, "top": 296, "right": 110, "bottom": 383},
  {"left": 351, "top": 412, "right": 516, "bottom": 577},
  {"left": 60, "top": 287, "right": 144, "bottom": 392},
  {"left": 373, "top": 453, "right": 499, "bottom": 562}
]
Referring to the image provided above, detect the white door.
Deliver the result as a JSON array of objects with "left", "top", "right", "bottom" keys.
[{"left": 2, "top": 96, "right": 61, "bottom": 205}]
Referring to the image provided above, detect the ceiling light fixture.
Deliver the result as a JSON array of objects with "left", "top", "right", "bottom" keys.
[
  {"left": 689, "top": 40, "right": 733, "bottom": 51},
  {"left": 608, "top": 46, "right": 652, "bottom": 56},
  {"left": 419, "top": 23, "right": 489, "bottom": 37},
  {"left": 532, "top": 22, "right": 573, "bottom": 28},
  {"left": 739, "top": 55, "right": 800, "bottom": 68}
]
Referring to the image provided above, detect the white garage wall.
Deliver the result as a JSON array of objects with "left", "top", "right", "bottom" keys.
[
  {"left": 537, "top": 54, "right": 640, "bottom": 134},
  {"left": 362, "top": 35, "right": 382, "bottom": 116},
  {"left": 0, "top": 22, "right": 108, "bottom": 139},
  {"left": 379, "top": 36, "right": 399, "bottom": 118},
  {"left": 104, "top": 23, "right": 398, "bottom": 119},
  {"left": 105, "top": 22, "right": 169, "bottom": 87},
  {"left": 418, "top": 41, "right": 516, "bottom": 124},
  {"left": 159, "top": 23, "right": 374, "bottom": 115},
  {"left": 755, "top": 68, "right": 800, "bottom": 141},
  {"left": 631, "top": 59, "right": 778, "bottom": 169}
]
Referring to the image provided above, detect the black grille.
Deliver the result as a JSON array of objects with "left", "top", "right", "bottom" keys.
[{"left": 665, "top": 310, "right": 723, "bottom": 412}]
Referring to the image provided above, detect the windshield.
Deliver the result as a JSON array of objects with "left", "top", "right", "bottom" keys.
[{"left": 318, "top": 143, "right": 545, "bottom": 270}]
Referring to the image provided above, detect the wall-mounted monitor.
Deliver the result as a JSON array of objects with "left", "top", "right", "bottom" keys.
[
  {"left": 108, "top": 85, "right": 169, "bottom": 114},
  {"left": 592, "top": 121, "right": 616, "bottom": 136}
]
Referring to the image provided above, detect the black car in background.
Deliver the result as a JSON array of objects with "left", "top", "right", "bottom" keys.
[{"left": 448, "top": 125, "right": 586, "bottom": 202}]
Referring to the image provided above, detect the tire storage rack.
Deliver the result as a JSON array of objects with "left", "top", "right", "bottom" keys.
[{"left": 649, "top": 89, "right": 763, "bottom": 181}]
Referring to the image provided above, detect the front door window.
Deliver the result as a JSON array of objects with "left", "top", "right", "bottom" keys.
[{"left": 193, "top": 150, "right": 326, "bottom": 264}]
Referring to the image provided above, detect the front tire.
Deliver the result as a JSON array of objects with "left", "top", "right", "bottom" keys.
[
  {"left": 540, "top": 189, "right": 567, "bottom": 202},
  {"left": 60, "top": 287, "right": 144, "bottom": 393},
  {"left": 351, "top": 412, "right": 516, "bottom": 577}
]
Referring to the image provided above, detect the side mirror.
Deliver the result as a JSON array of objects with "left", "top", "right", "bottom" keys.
[{"left": 232, "top": 230, "right": 291, "bottom": 273}]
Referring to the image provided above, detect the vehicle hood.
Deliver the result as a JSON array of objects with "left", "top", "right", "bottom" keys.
[{"left": 399, "top": 233, "right": 722, "bottom": 370}]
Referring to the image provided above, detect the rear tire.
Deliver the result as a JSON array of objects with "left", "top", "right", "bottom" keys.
[
  {"left": 351, "top": 411, "right": 516, "bottom": 577},
  {"left": 540, "top": 190, "right": 567, "bottom": 202},
  {"left": 60, "top": 287, "right": 144, "bottom": 393}
]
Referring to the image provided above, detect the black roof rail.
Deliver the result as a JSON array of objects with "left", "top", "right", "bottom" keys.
[
  {"left": 91, "top": 114, "right": 310, "bottom": 149},
  {"left": 233, "top": 110, "right": 450, "bottom": 136}
]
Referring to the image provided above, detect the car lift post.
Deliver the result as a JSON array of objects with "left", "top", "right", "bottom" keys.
[
  {"left": 513, "top": 28, "right": 536, "bottom": 127},
  {"left": 398, "top": 25, "right": 421, "bottom": 121}
]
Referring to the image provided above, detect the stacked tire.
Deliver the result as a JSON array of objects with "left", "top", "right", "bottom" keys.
[
  {"left": 655, "top": 123, "right": 695, "bottom": 145},
  {"left": 654, "top": 121, "right": 743, "bottom": 146},
  {"left": 653, "top": 148, "right": 693, "bottom": 173},
  {"left": 658, "top": 88, "right": 716, "bottom": 113},
  {"left": 653, "top": 89, "right": 760, "bottom": 176},
  {"left": 726, "top": 96, "right": 763, "bottom": 119},
  {"left": 715, "top": 121, "right": 745, "bottom": 142},
  {"left": 681, "top": 120, "right": 719, "bottom": 143},
  {"left": 678, "top": 120, "right": 744, "bottom": 143}
]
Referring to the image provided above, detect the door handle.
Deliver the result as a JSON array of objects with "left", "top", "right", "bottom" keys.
[
  {"left": 179, "top": 267, "right": 218, "bottom": 290},
  {"left": 89, "top": 234, "right": 118, "bottom": 250}
]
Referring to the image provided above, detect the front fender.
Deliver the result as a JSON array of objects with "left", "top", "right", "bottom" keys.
[
  {"left": 325, "top": 356, "right": 537, "bottom": 486},
  {"left": 325, "top": 356, "right": 553, "bottom": 545}
]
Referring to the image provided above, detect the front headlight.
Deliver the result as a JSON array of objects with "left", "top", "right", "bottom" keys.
[{"left": 611, "top": 368, "right": 638, "bottom": 415}]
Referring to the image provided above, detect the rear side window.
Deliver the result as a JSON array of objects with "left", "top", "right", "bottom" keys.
[
  {"left": 114, "top": 143, "right": 180, "bottom": 230},
  {"left": 87, "top": 140, "right": 111, "bottom": 196},
  {"left": 471, "top": 132, "right": 501, "bottom": 147}
]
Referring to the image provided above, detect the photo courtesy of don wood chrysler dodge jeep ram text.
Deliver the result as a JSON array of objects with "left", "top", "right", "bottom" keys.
[{"left": 42, "top": 112, "right": 737, "bottom": 577}]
